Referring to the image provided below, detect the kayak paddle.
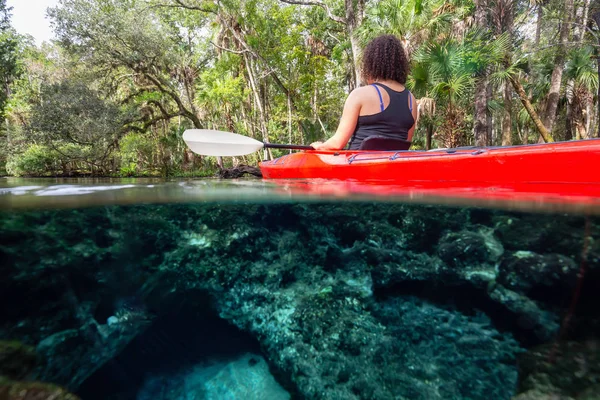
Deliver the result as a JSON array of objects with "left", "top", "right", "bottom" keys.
[{"left": 182, "top": 129, "right": 314, "bottom": 156}]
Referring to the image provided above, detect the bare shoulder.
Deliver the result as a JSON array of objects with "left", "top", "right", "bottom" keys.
[
  {"left": 347, "top": 86, "right": 375, "bottom": 103},
  {"left": 352, "top": 85, "right": 376, "bottom": 96}
]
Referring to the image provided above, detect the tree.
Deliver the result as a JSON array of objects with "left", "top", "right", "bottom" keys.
[
  {"left": 473, "top": 0, "right": 490, "bottom": 146},
  {"left": 28, "top": 81, "right": 129, "bottom": 173},
  {"left": 565, "top": 46, "right": 598, "bottom": 139},
  {"left": 0, "top": 0, "right": 22, "bottom": 118},
  {"left": 542, "top": 0, "right": 574, "bottom": 134},
  {"left": 49, "top": 0, "right": 209, "bottom": 129},
  {"left": 278, "top": 0, "right": 365, "bottom": 88},
  {"left": 412, "top": 39, "right": 476, "bottom": 147},
  {"left": 490, "top": 0, "right": 514, "bottom": 146}
]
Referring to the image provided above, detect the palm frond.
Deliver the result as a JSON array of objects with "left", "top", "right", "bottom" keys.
[
  {"left": 565, "top": 46, "right": 597, "bottom": 91},
  {"left": 578, "top": 71, "right": 598, "bottom": 92},
  {"left": 489, "top": 68, "right": 512, "bottom": 85}
]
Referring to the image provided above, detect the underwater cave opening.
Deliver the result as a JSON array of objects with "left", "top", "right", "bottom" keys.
[{"left": 76, "top": 290, "right": 267, "bottom": 400}]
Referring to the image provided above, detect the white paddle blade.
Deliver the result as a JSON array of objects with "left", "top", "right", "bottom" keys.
[{"left": 182, "top": 129, "right": 265, "bottom": 156}]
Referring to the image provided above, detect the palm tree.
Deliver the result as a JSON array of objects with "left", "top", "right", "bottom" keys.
[
  {"left": 565, "top": 46, "right": 598, "bottom": 139},
  {"left": 356, "top": 0, "right": 471, "bottom": 57},
  {"left": 410, "top": 39, "right": 475, "bottom": 147}
]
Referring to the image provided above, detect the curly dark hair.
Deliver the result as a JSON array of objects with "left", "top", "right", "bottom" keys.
[{"left": 361, "top": 35, "right": 409, "bottom": 84}]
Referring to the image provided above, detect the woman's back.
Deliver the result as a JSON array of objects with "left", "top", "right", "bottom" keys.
[{"left": 348, "top": 82, "right": 415, "bottom": 150}]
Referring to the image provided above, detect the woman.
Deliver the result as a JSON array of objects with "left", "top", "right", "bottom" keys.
[{"left": 310, "top": 35, "right": 418, "bottom": 150}]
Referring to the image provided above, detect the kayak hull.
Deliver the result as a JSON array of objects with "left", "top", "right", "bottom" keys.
[{"left": 259, "top": 139, "right": 600, "bottom": 186}]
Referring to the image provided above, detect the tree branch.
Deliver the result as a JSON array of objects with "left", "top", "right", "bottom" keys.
[
  {"left": 278, "top": 0, "right": 346, "bottom": 24},
  {"left": 147, "top": 99, "right": 173, "bottom": 119},
  {"left": 123, "top": 113, "right": 180, "bottom": 133},
  {"left": 120, "top": 87, "right": 158, "bottom": 105},
  {"left": 174, "top": 0, "right": 215, "bottom": 12},
  {"left": 148, "top": 0, "right": 217, "bottom": 14},
  {"left": 211, "top": 41, "right": 249, "bottom": 54},
  {"left": 132, "top": 65, "right": 202, "bottom": 128}
]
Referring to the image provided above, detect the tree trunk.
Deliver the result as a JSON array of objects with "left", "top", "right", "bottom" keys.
[
  {"left": 573, "top": 0, "right": 591, "bottom": 42},
  {"left": 572, "top": 85, "right": 593, "bottom": 139},
  {"left": 426, "top": 125, "right": 433, "bottom": 150},
  {"left": 288, "top": 91, "right": 293, "bottom": 153},
  {"left": 542, "top": 0, "right": 573, "bottom": 134},
  {"left": 565, "top": 0, "right": 587, "bottom": 140},
  {"left": 474, "top": 77, "right": 489, "bottom": 146},
  {"left": 535, "top": 3, "right": 543, "bottom": 47},
  {"left": 509, "top": 74, "right": 553, "bottom": 142},
  {"left": 487, "top": 82, "right": 493, "bottom": 144},
  {"left": 493, "top": 0, "right": 514, "bottom": 146},
  {"left": 244, "top": 54, "right": 271, "bottom": 159},
  {"left": 502, "top": 81, "right": 512, "bottom": 145},
  {"left": 565, "top": 84, "right": 574, "bottom": 141},
  {"left": 593, "top": 11, "right": 600, "bottom": 137},
  {"left": 473, "top": 0, "right": 489, "bottom": 146},
  {"left": 345, "top": 0, "right": 365, "bottom": 87},
  {"left": 585, "top": 98, "right": 593, "bottom": 137}
]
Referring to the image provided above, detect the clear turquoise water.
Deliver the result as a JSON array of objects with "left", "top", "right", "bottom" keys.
[
  {"left": 3, "top": 177, "right": 600, "bottom": 215},
  {"left": 1, "top": 178, "right": 599, "bottom": 400}
]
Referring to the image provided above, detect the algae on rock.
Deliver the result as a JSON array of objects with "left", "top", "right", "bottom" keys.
[{"left": 0, "top": 203, "right": 598, "bottom": 399}]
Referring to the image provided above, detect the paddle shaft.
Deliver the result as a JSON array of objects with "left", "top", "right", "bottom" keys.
[{"left": 264, "top": 143, "right": 314, "bottom": 151}]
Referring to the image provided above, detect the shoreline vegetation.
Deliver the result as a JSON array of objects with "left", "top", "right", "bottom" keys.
[{"left": 0, "top": 0, "right": 599, "bottom": 178}]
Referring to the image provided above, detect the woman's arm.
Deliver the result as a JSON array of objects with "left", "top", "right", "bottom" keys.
[
  {"left": 311, "top": 90, "right": 362, "bottom": 150},
  {"left": 407, "top": 93, "right": 419, "bottom": 142}
]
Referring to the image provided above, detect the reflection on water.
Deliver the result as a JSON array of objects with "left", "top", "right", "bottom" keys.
[
  {"left": 2, "top": 177, "right": 600, "bottom": 214},
  {"left": 0, "top": 179, "right": 599, "bottom": 399}
]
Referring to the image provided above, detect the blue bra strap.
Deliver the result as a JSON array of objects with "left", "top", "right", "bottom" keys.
[
  {"left": 408, "top": 91, "right": 413, "bottom": 113},
  {"left": 372, "top": 84, "right": 384, "bottom": 112}
]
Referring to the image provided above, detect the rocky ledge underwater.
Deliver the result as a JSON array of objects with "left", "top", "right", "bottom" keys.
[{"left": 0, "top": 202, "right": 599, "bottom": 400}]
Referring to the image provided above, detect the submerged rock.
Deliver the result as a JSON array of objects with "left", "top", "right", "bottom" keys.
[
  {"left": 0, "top": 341, "right": 79, "bottom": 400},
  {"left": 371, "top": 296, "right": 522, "bottom": 400},
  {"left": 0, "top": 341, "right": 37, "bottom": 380},
  {"left": 514, "top": 340, "right": 600, "bottom": 399},
  {"left": 437, "top": 226, "right": 504, "bottom": 268},
  {"left": 34, "top": 314, "right": 151, "bottom": 389},
  {"left": 137, "top": 353, "right": 289, "bottom": 400},
  {"left": 0, "top": 379, "right": 80, "bottom": 400},
  {"left": 217, "top": 279, "right": 523, "bottom": 399},
  {"left": 487, "top": 285, "right": 559, "bottom": 343},
  {"left": 0, "top": 203, "right": 597, "bottom": 399},
  {"left": 497, "top": 252, "right": 578, "bottom": 296}
]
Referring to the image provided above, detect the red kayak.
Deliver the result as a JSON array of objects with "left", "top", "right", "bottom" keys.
[
  {"left": 259, "top": 139, "right": 600, "bottom": 185},
  {"left": 259, "top": 139, "right": 600, "bottom": 211}
]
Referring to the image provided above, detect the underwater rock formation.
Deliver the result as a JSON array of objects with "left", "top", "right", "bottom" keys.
[
  {"left": 0, "top": 341, "right": 37, "bottom": 380},
  {"left": 137, "top": 353, "right": 290, "bottom": 400},
  {"left": 0, "top": 203, "right": 598, "bottom": 399},
  {"left": 0, "top": 379, "right": 80, "bottom": 400},
  {"left": 0, "top": 340, "right": 80, "bottom": 400},
  {"left": 513, "top": 340, "right": 600, "bottom": 399}
]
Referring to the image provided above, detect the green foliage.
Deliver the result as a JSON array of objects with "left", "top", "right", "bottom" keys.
[
  {"left": 6, "top": 144, "right": 58, "bottom": 176},
  {"left": 26, "top": 80, "right": 126, "bottom": 173},
  {"left": 0, "top": 0, "right": 25, "bottom": 119},
  {"left": 117, "top": 132, "right": 155, "bottom": 176},
  {"left": 565, "top": 46, "right": 598, "bottom": 93},
  {"left": 31, "top": 81, "right": 123, "bottom": 145}
]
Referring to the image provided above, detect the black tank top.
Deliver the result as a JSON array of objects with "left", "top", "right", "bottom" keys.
[{"left": 348, "top": 83, "right": 415, "bottom": 150}]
